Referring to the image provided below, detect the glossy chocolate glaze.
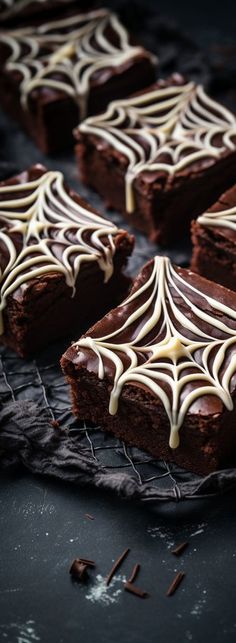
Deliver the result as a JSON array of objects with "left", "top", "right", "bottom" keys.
[
  {"left": 77, "top": 74, "right": 236, "bottom": 214},
  {"left": 64, "top": 256, "right": 236, "bottom": 448},
  {"left": 0, "top": 164, "right": 133, "bottom": 333},
  {"left": 0, "top": 10, "right": 156, "bottom": 119}
]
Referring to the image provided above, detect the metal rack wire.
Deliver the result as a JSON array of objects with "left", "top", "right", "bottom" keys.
[{"left": 2, "top": 342, "right": 234, "bottom": 503}]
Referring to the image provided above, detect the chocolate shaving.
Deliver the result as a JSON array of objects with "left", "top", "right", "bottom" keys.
[
  {"left": 166, "top": 571, "right": 185, "bottom": 596},
  {"left": 69, "top": 557, "right": 96, "bottom": 582},
  {"left": 106, "top": 548, "right": 130, "bottom": 586},
  {"left": 124, "top": 582, "right": 148, "bottom": 598},
  {"left": 77, "top": 558, "right": 96, "bottom": 567},
  {"left": 85, "top": 513, "right": 95, "bottom": 521},
  {"left": 69, "top": 560, "right": 88, "bottom": 582},
  {"left": 124, "top": 563, "right": 148, "bottom": 598},
  {"left": 128, "top": 563, "right": 140, "bottom": 584},
  {"left": 171, "top": 542, "right": 189, "bottom": 556},
  {"left": 50, "top": 419, "right": 60, "bottom": 429}
]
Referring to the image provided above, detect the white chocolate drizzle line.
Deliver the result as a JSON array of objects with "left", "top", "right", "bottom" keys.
[
  {"left": 198, "top": 205, "right": 236, "bottom": 232},
  {"left": 75, "top": 256, "right": 236, "bottom": 450},
  {"left": 0, "top": 170, "right": 119, "bottom": 335},
  {"left": 0, "top": 10, "right": 156, "bottom": 121},
  {"left": 79, "top": 83, "right": 236, "bottom": 213}
]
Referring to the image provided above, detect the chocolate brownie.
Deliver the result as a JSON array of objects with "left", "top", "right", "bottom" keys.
[
  {"left": 75, "top": 74, "right": 236, "bottom": 246},
  {"left": 0, "top": 9, "right": 156, "bottom": 153},
  {"left": 0, "top": 164, "right": 134, "bottom": 357},
  {"left": 191, "top": 184, "right": 236, "bottom": 291},
  {"left": 61, "top": 255, "right": 236, "bottom": 475}
]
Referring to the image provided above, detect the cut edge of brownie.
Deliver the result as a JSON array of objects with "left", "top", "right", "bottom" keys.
[
  {"left": 60, "top": 365, "right": 236, "bottom": 476},
  {"left": 75, "top": 130, "right": 236, "bottom": 246},
  {"left": 61, "top": 256, "right": 236, "bottom": 475},
  {"left": 0, "top": 164, "right": 134, "bottom": 357},
  {"left": 191, "top": 183, "right": 236, "bottom": 291},
  {"left": 74, "top": 73, "right": 236, "bottom": 246},
  {"left": 0, "top": 13, "right": 156, "bottom": 154}
]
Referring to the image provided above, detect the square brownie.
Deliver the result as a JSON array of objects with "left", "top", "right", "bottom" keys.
[
  {"left": 75, "top": 74, "right": 236, "bottom": 246},
  {"left": 0, "top": 164, "right": 134, "bottom": 357},
  {"left": 0, "top": 9, "right": 156, "bottom": 153},
  {"left": 191, "top": 184, "right": 236, "bottom": 291},
  {"left": 61, "top": 255, "right": 236, "bottom": 476}
]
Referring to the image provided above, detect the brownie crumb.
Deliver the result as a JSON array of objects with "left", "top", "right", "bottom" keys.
[{"left": 51, "top": 419, "right": 60, "bottom": 429}]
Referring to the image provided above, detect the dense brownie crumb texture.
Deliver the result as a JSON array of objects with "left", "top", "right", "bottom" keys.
[
  {"left": 191, "top": 184, "right": 236, "bottom": 291},
  {"left": 0, "top": 164, "right": 133, "bottom": 356},
  {"left": 62, "top": 255, "right": 236, "bottom": 474},
  {"left": 0, "top": 8, "right": 156, "bottom": 152},
  {"left": 76, "top": 75, "right": 236, "bottom": 245}
]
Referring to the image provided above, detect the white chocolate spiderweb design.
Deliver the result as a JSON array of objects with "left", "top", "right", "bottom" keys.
[
  {"left": 198, "top": 202, "right": 236, "bottom": 232},
  {"left": 0, "top": 9, "right": 155, "bottom": 120},
  {"left": 79, "top": 81, "right": 236, "bottom": 212},
  {"left": 76, "top": 256, "right": 236, "bottom": 449},
  {"left": 0, "top": 169, "right": 119, "bottom": 334}
]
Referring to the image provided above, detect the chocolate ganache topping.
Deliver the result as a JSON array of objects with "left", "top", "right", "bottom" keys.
[
  {"left": 78, "top": 77, "right": 236, "bottom": 212},
  {"left": 74, "top": 256, "right": 236, "bottom": 449},
  {"left": 0, "top": 9, "right": 156, "bottom": 120},
  {"left": 0, "top": 166, "right": 119, "bottom": 334}
]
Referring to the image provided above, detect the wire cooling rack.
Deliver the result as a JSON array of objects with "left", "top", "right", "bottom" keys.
[
  {"left": 1, "top": 343, "right": 236, "bottom": 503},
  {"left": 1, "top": 7, "right": 236, "bottom": 502}
]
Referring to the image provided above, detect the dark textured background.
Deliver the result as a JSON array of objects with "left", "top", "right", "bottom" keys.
[{"left": 1, "top": 1, "right": 236, "bottom": 641}]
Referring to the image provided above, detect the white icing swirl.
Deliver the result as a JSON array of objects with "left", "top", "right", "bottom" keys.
[
  {"left": 0, "top": 10, "right": 155, "bottom": 120},
  {"left": 75, "top": 256, "right": 236, "bottom": 449},
  {"left": 0, "top": 169, "right": 120, "bottom": 335},
  {"left": 79, "top": 82, "right": 236, "bottom": 213},
  {"left": 198, "top": 205, "right": 236, "bottom": 232}
]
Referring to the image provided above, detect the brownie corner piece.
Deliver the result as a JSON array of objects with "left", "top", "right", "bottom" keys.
[
  {"left": 0, "top": 9, "right": 156, "bottom": 154},
  {"left": 75, "top": 76, "right": 236, "bottom": 246},
  {"left": 62, "top": 255, "right": 236, "bottom": 475},
  {"left": 191, "top": 184, "right": 236, "bottom": 291},
  {"left": 0, "top": 164, "right": 134, "bottom": 357}
]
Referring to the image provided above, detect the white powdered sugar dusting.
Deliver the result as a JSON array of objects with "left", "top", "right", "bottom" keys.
[
  {"left": 190, "top": 593, "right": 207, "bottom": 617},
  {"left": 147, "top": 520, "right": 208, "bottom": 549},
  {"left": 147, "top": 526, "right": 175, "bottom": 549},
  {"left": 85, "top": 574, "right": 126, "bottom": 606},
  {"left": 0, "top": 620, "right": 40, "bottom": 642}
]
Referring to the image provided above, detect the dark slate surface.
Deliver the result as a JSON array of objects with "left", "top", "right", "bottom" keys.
[
  {"left": 1, "top": 1, "right": 236, "bottom": 641},
  {"left": 0, "top": 471, "right": 236, "bottom": 643}
]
